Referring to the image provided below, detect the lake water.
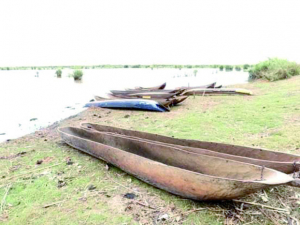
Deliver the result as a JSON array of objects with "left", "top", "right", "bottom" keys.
[{"left": 0, "top": 68, "right": 249, "bottom": 142}]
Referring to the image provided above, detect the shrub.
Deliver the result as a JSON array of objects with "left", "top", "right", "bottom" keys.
[
  {"left": 243, "top": 64, "right": 250, "bottom": 70},
  {"left": 219, "top": 65, "right": 224, "bottom": 71},
  {"left": 249, "top": 58, "right": 300, "bottom": 81},
  {"left": 235, "top": 66, "right": 242, "bottom": 71},
  {"left": 72, "top": 70, "right": 83, "bottom": 80},
  {"left": 55, "top": 69, "right": 62, "bottom": 78},
  {"left": 193, "top": 70, "right": 198, "bottom": 76},
  {"left": 225, "top": 65, "right": 233, "bottom": 71}
]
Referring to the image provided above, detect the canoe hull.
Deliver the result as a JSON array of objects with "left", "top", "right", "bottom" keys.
[
  {"left": 58, "top": 128, "right": 290, "bottom": 200},
  {"left": 94, "top": 96, "right": 173, "bottom": 107},
  {"left": 81, "top": 123, "right": 300, "bottom": 173},
  {"left": 84, "top": 100, "right": 169, "bottom": 112}
]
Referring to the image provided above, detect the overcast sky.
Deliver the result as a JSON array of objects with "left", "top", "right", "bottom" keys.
[{"left": 1, "top": 0, "right": 300, "bottom": 66}]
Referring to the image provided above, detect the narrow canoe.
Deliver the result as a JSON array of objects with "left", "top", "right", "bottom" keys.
[
  {"left": 100, "top": 95, "right": 188, "bottom": 107},
  {"left": 110, "top": 89, "right": 181, "bottom": 95},
  {"left": 126, "top": 92, "right": 179, "bottom": 99},
  {"left": 84, "top": 99, "right": 169, "bottom": 112},
  {"left": 182, "top": 88, "right": 252, "bottom": 96},
  {"left": 94, "top": 95, "right": 173, "bottom": 108},
  {"left": 80, "top": 123, "right": 300, "bottom": 173},
  {"left": 58, "top": 127, "right": 294, "bottom": 200}
]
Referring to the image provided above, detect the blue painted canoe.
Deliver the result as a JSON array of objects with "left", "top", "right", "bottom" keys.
[{"left": 84, "top": 99, "right": 169, "bottom": 112}]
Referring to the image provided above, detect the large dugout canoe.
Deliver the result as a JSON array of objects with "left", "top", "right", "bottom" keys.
[
  {"left": 81, "top": 123, "right": 300, "bottom": 174},
  {"left": 58, "top": 127, "right": 294, "bottom": 200}
]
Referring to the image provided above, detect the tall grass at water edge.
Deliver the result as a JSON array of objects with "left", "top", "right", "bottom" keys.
[{"left": 249, "top": 58, "right": 300, "bottom": 81}]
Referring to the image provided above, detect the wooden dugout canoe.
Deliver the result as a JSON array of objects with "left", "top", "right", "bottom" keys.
[
  {"left": 94, "top": 95, "right": 173, "bottom": 108},
  {"left": 111, "top": 88, "right": 186, "bottom": 95},
  {"left": 105, "top": 94, "right": 188, "bottom": 106},
  {"left": 125, "top": 92, "right": 179, "bottom": 99},
  {"left": 80, "top": 123, "right": 300, "bottom": 174},
  {"left": 182, "top": 88, "right": 252, "bottom": 96},
  {"left": 84, "top": 99, "right": 169, "bottom": 112},
  {"left": 58, "top": 127, "right": 294, "bottom": 200}
]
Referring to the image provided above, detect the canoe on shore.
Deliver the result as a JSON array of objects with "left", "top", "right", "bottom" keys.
[
  {"left": 121, "top": 92, "right": 179, "bottom": 99},
  {"left": 94, "top": 95, "right": 173, "bottom": 108},
  {"left": 94, "top": 95, "right": 188, "bottom": 107},
  {"left": 58, "top": 126, "right": 294, "bottom": 200},
  {"left": 81, "top": 123, "right": 300, "bottom": 174},
  {"left": 182, "top": 88, "right": 252, "bottom": 96},
  {"left": 110, "top": 89, "right": 183, "bottom": 95},
  {"left": 107, "top": 94, "right": 188, "bottom": 105},
  {"left": 84, "top": 99, "right": 169, "bottom": 112}
]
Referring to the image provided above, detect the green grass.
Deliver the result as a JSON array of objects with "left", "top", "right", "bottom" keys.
[
  {"left": 249, "top": 58, "right": 300, "bottom": 81},
  {"left": 1, "top": 76, "right": 300, "bottom": 224}
]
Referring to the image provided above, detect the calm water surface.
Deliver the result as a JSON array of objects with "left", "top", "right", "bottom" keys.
[{"left": 0, "top": 68, "right": 249, "bottom": 142}]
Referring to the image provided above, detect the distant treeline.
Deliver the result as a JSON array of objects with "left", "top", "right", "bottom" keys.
[{"left": 0, "top": 64, "right": 251, "bottom": 71}]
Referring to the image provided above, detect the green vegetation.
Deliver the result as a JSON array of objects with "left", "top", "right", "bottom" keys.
[
  {"left": 193, "top": 69, "right": 198, "bottom": 76},
  {"left": 225, "top": 65, "right": 233, "bottom": 71},
  {"left": 55, "top": 69, "right": 62, "bottom": 78},
  {"left": 249, "top": 58, "right": 300, "bottom": 81},
  {"left": 235, "top": 66, "right": 242, "bottom": 71},
  {"left": 243, "top": 64, "right": 250, "bottom": 70},
  {"left": 219, "top": 65, "right": 224, "bottom": 71},
  {"left": 72, "top": 70, "right": 83, "bottom": 81},
  {"left": 1, "top": 76, "right": 300, "bottom": 224}
]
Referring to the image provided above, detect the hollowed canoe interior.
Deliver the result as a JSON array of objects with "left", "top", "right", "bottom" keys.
[
  {"left": 60, "top": 127, "right": 281, "bottom": 182},
  {"left": 81, "top": 123, "right": 300, "bottom": 163}
]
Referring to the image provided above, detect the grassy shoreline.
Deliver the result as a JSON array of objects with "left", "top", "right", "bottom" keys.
[{"left": 1, "top": 77, "right": 300, "bottom": 224}]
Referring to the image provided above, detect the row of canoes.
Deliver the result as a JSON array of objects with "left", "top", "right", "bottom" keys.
[
  {"left": 58, "top": 123, "right": 300, "bottom": 200},
  {"left": 87, "top": 82, "right": 191, "bottom": 112},
  {"left": 85, "top": 82, "right": 252, "bottom": 112}
]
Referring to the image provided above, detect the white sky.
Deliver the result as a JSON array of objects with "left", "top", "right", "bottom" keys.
[{"left": 1, "top": 0, "right": 300, "bottom": 66}]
